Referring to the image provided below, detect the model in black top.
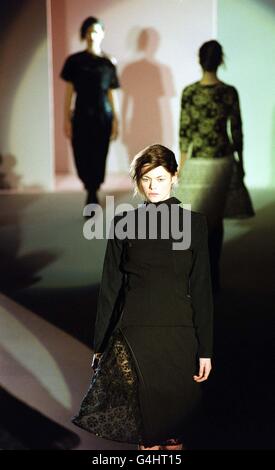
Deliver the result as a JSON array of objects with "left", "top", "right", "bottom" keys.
[
  {"left": 71, "top": 144, "right": 213, "bottom": 451},
  {"left": 60, "top": 17, "right": 120, "bottom": 208}
]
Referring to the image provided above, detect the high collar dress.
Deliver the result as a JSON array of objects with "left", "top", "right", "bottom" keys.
[{"left": 72, "top": 196, "right": 213, "bottom": 447}]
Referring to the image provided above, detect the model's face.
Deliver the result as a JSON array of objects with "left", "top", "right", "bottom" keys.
[
  {"left": 86, "top": 23, "right": 105, "bottom": 46},
  {"left": 139, "top": 165, "right": 177, "bottom": 203}
]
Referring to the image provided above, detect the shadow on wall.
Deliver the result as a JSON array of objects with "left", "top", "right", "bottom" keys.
[
  {"left": 0, "top": 154, "right": 22, "bottom": 190},
  {"left": 0, "top": 154, "right": 47, "bottom": 192},
  {"left": 121, "top": 27, "right": 176, "bottom": 160},
  {"left": 0, "top": 0, "right": 25, "bottom": 39}
]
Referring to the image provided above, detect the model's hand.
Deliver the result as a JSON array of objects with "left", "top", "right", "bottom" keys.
[
  {"left": 64, "top": 119, "right": 72, "bottom": 139},
  {"left": 110, "top": 116, "right": 119, "bottom": 141},
  {"left": 193, "top": 358, "right": 212, "bottom": 382},
  {"left": 91, "top": 352, "right": 103, "bottom": 372}
]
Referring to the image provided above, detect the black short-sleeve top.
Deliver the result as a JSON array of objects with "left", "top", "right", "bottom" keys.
[{"left": 60, "top": 51, "right": 120, "bottom": 112}]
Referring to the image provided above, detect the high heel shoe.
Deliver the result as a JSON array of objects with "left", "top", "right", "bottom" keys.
[
  {"left": 138, "top": 444, "right": 161, "bottom": 450},
  {"left": 160, "top": 443, "right": 183, "bottom": 450},
  {"left": 159, "top": 439, "right": 184, "bottom": 450}
]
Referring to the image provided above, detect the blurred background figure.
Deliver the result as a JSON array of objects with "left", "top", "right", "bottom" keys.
[
  {"left": 175, "top": 40, "right": 254, "bottom": 294},
  {"left": 60, "top": 16, "right": 120, "bottom": 208}
]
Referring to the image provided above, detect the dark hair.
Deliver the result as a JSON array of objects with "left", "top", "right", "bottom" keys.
[
  {"left": 199, "top": 40, "right": 224, "bottom": 71},
  {"left": 129, "top": 144, "right": 178, "bottom": 197},
  {"left": 80, "top": 16, "right": 104, "bottom": 40}
]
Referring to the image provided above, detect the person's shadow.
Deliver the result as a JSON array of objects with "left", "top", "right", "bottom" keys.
[
  {"left": 0, "top": 154, "right": 21, "bottom": 190},
  {"left": 121, "top": 27, "right": 176, "bottom": 160}
]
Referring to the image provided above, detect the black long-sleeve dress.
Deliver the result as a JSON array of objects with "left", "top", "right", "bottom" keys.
[
  {"left": 72, "top": 196, "right": 213, "bottom": 446},
  {"left": 60, "top": 51, "right": 120, "bottom": 193}
]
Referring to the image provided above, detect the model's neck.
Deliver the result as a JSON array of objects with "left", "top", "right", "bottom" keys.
[
  {"left": 86, "top": 42, "right": 102, "bottom": 56},
  {"left": 144, "top": 195, "right": 178, "bottom": 206},
  {"left": 200, "top": 70, "right": 220, "bottom": 84}
]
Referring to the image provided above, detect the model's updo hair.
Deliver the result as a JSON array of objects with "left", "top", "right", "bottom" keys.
[
  {"left": 129, "top": 144, "right": 178, "bottom": 197},
  {"left": 199, "top": 40, "right": 224, "bottom": 71},
  {"left": 80, "top": 16, "right": 105, "bottom": 40}
]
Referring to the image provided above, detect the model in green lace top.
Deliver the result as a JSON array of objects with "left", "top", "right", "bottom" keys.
[{"left": 179, "top": 40, "right": 245, "bottom": 179}]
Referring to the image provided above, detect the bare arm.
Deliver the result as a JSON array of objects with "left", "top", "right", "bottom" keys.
[
  {"left": 107, "top": 88, "right": 119, "bottom": 140},
  {"left": 63, "top": 81, "right": 74, "bottom": 139}
]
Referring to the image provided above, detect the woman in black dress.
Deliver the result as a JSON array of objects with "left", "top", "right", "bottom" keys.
[
  {"left": 60, "top": 16, "right": 120, "bottom": 207},
  {"left": 72, "top": 144, "right": 213, "bottom": 450}
]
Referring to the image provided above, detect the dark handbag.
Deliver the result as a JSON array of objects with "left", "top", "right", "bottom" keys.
[{"left": 224, "top": 158, "right": 255, "bottom": 219}]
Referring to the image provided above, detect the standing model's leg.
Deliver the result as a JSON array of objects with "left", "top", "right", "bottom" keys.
[
  {"left": 71, "top": 113, "right": 112, "bottom": 209},
  {"left": 71, "top": 114, "right": 92, "bottom": 192},
  {"left": 84, "top": 113, "right": 112, "bottom": 207}
]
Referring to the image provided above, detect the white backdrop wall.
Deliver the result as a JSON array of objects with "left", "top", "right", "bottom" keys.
[{"left": 218, "top": 0, "right": 275, "bottom": 188}]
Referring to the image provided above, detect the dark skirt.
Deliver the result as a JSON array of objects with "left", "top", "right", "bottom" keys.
[{"left": 72, "top": 326, "right": 202, "bottom": 447}]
